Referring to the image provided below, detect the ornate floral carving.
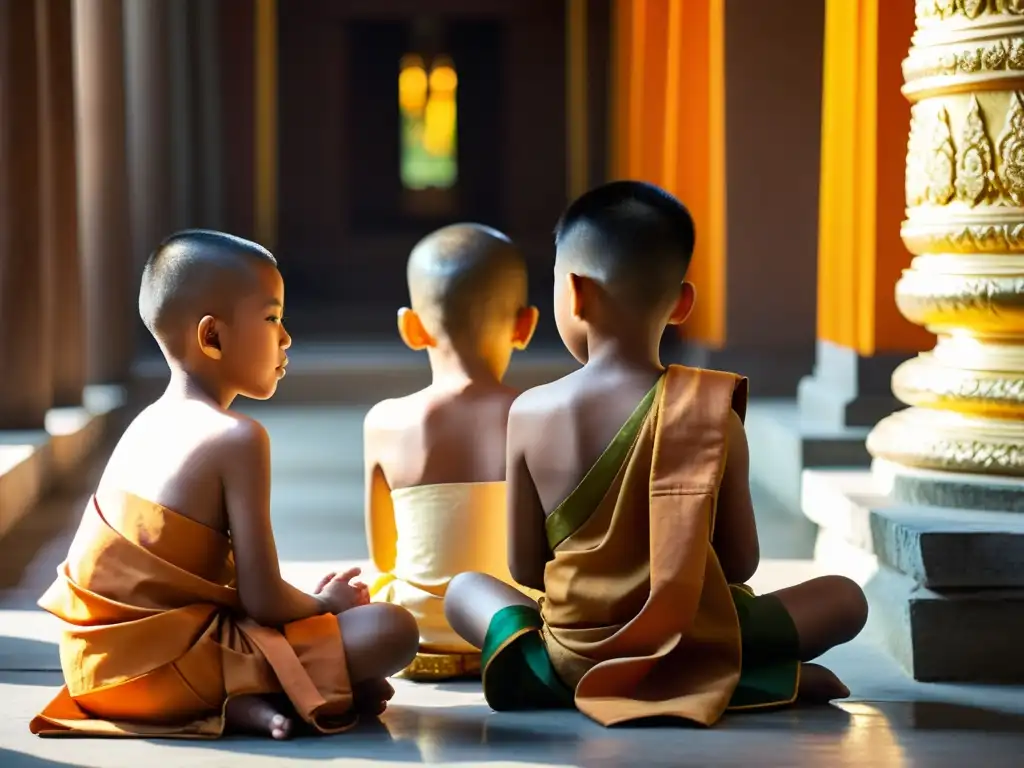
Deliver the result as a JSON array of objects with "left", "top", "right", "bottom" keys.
[
  {"left": 896, "top": 273, "right": 1024, "bottom": 322},
  {"left": 956, "top": 97, "right": 996, "bottom": 204},
  {"left": 867, "top": 413, "right": 1024, "bottom": 476},
  {"left": 903, "top": 38, "right": 1024, "bottom": 82},
  {"left": 906, "top": 106, "right": 932, "bottom": 207},
  {"left": 902, "top": 223, "right": 1024, "bottom": 254},
  {"left": 997, "top": 92, "right": 1024, "bottom": 204},
  {"left": 927, "top": 107, "right": 957, "bottom": 204},
  {"left": 893, "top": 364, "right": 1024, "bottom": 410},
  {"left": 960, "top": 0, "right": 987, "bottom": 19},
  {"left": 916, "top": 0, "right": 1024, "bottom": 19}
]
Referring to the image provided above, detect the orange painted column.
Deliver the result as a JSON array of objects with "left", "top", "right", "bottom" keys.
[
  {"left": 799, "top": 0, "right": 932, "bottom": 432},
  {"left": 816, "top": 0, "right": 932, "bottom": 358},
  {"left": 610, "top": 0, "right": 726, "bottom": 349}
]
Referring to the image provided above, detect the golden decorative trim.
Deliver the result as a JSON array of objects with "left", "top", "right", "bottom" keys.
[
  {"left": 903, "top": 38, "right": 1024, "bottom": 84},
  {"left": 395, "top": 651, "right": 482, "bottom": 682},
  {"left": 891, "top": 356, "right": 1024, "bottom": 417},
  {"left": 901, "top": 222, "right": 1024, "bottom": 253},
  {"left": 895, "top": 271, "right": 1024, "bottom": 329},
  {"left": 868, "top": 408, "right": 1024, "bottom": 476}
]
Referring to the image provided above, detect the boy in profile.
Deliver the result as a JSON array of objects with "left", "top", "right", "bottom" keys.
[
  {"left": 31, "top": 230, "right": 418, "bottom": 740},
  {"left": 364, "top": 223, "right": 540, "bottom": 680},
  {"left": 444, "top": 183, "right": 869, "bottom": 726}
]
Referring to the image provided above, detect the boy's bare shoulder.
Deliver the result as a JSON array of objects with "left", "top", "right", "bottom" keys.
[
  {"left": 508, "top": 372, "right": 580, "bottom": 422},
  {"left": 364, "top": 393, "right": 423, "bottom": 435}
]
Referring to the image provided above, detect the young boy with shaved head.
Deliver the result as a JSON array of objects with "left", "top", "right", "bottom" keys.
[
  {"left": 364, "top": 223, "right": 541, "bottom": 681},
  {"left": 31, "top": 230, "right": 418, "bottom": 740},
  {"left": 444, "top": 182, "right": 869, "bottom": 726}
]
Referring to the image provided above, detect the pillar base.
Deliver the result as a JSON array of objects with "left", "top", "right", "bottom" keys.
[
  {"left": 874, "top": 458, "right": 1024, "bottom": 514},
  {"left": 802, "top": 469, "right": 1024, "bottom": 683}
]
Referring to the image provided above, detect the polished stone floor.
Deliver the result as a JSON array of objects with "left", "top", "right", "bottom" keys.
[{"left": 1, "top": 405, "right": 1023, "bottom": 767}]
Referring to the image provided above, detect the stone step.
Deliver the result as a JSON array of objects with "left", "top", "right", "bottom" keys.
[
  {"left": 815, "top": 530, "right": 1024, "bottom": 683},
  {"left": 802, "top": 469, "right": 1024, "bottom": 589},
  {"left": 745, "top": 399, "right": 872, "bottom": 515}
]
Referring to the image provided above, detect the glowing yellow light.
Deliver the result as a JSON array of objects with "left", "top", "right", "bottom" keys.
[
  {"left": 423, "top": 95, "right": 456, "bottom": 156},
  {"left": 429, "top": 65, "right": 458, "bottom": 93},
  {"left": 399, "top": 62, "right": 428, "bottom": 114}
]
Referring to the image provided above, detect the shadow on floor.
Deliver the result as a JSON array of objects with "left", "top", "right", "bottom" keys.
[
  {"left": 0, "top": 750, "right": 79, "bottom": 768},
  {"left": 146, "top": 706, "right": 587, "bottom": 763},
  {"left": 0, "top": 637, "right": 60, "bottom": 680}
]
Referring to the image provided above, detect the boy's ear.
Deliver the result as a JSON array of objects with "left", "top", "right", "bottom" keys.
[
  {"left": 567, "top": 272, "right": 587, "bottom": 319},
  {"left": 666, "top": 281, "right": 696, "bottom": 326},
  {"left": 197, "top": 315, "right": 223, "bottom": 360},
  {"left": 397, "top": 308, "right": 436, "bottom": 351},
  {"left": 512, "top": 306, "right": 540, "bottom": 351}
]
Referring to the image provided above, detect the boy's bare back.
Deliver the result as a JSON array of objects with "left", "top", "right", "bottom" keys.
[
  {"left": 365, "top": 383, "right": 518, "bottom": 490},
  {"left": 97, "top": 400, "right": 259, "bottom": 533}
]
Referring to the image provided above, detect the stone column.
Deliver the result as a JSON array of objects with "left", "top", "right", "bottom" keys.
[
  {"left": 73, "top": 0, "right": 135, "bottom": 385},
  {"left": 124, "top": 0, "right": 174, "bottom": 262},
  {"left": 0, "top": 0, "right": 49, "bottom": 429},
  {"left": 37, "top": 0, "right": 83, "bottom": 408},
  {"left": 866, "top": 1, "right": 1024, "bottom": 511}
]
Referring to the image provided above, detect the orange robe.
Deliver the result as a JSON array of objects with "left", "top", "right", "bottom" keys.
[{"left": 30, "top": 492, "right": 360, "bottom": 738}]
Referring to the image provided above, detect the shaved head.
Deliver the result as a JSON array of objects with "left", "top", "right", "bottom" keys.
[
  {"left": 139, "top": 229, "right": 278, "bottom": 357},
  {"left": 554, "top": 181, "right": 695, "bottom": 310},
  {"left": 406, "top": 223, "right": 527, "bottom": 341}
]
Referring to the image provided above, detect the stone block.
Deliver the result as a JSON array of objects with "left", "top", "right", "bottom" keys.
[
  {"left": 814, "top": 531, "right": 1024, "bottom": 683},
  {"left": 0, "top": 432, "right": 52, "bottom": 539},
  {"left": 803, "top": 469, "right": 1024, "bottom": 589},
  {"left": 874, "top": 460, "right": 1024, "bottom": 514},
  {"left": 804, "top": 469, "right": 1024, "bottom": 683}
]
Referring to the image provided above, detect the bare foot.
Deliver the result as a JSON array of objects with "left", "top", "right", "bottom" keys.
[
  {"left": 353, "top": 678, "right": 395, "bottom": 717},
  {"left": 797, "top": 663, "right": 851, "bottom": 704},
  {"left": 225, "top": 694, "right": 294, "bottom": 740}
]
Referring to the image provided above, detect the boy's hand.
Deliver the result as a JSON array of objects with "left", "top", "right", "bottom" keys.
[{"left": 314, "top": 567, "right": 370, "bottom": 614}]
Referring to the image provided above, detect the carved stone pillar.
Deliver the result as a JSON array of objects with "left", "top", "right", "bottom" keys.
[
  {"left": 38, "top": 0, "right": 84, "bottom": 408},
  {"left": 0, "top": 0, "right": 48, "bottom": 429},
  {"left": 73, "top": 0, "right": 135, "bottom": 385},
  {"left": 867, "top": 0, "right": 1024, "bottom": 510}
]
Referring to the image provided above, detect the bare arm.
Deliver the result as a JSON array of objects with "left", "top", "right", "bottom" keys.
[
  {"left": 713, "top": 409, "right": 761, "bottom": 584},
  {"left": 506, "top": 399, "right": 548, "bottom": 591},
  {"left": 363, "top": 406, "right": 397, "bottom": 575},
  {"left": 221, "top": 418, "right": 329, "bottom": 625}
]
